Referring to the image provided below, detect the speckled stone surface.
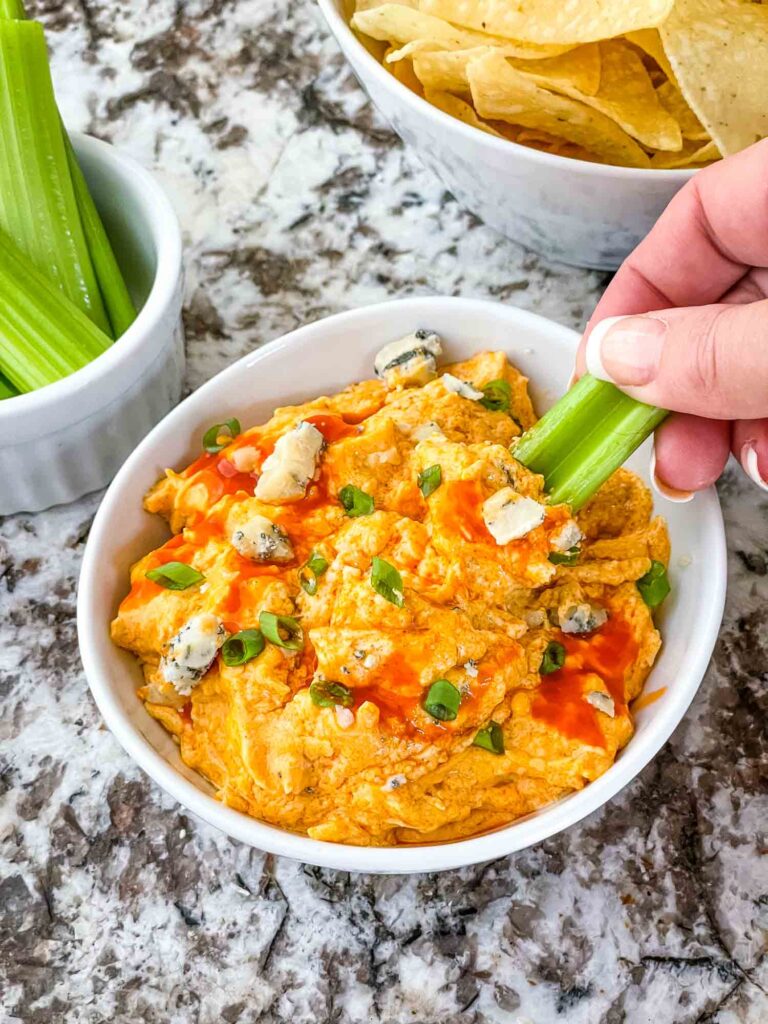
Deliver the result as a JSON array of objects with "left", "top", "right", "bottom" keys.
[{"left": 1, "top": 2, "right": 767, "bottom": 1021}]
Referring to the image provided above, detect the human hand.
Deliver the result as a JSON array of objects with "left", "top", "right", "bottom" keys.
[{"left": 576, "top": 139, "right": 768, "bottom": 500}]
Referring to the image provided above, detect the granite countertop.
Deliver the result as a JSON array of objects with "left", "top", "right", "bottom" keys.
[{"left": 2, "top": 1, "right": 767, "bottom": 1021}]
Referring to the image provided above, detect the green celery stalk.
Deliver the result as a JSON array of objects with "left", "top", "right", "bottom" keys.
[
  {"left": 0, "top": 0, "right": 137, "bottom": 337},
  {"left": 0, "top": 20, "right": 112, "bottom": 335},
  {"left": 0, "top": 370, "right": 17, "bottom": 398},
  {"left": 0, "top": 228, "right": 111, "bottom": 391},
  {"left": 0, "top": 0, "right": 25, "bottom": 17},
  {"left": 515, "top": 374, "right": 668, "bottom": 510},
  {"left": 65, "top": 136, "right": 137, "bottom": 337}
]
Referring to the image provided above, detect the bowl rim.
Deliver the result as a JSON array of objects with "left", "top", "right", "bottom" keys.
[
  {"left": 316, "top": 0, "right": 700, "bottom": 183},
  {"left": 0, "top": 131, "right": 182, "bottom": 423},
  {"left": 77, "top": 296, "right": 726, "bottom": 874}
]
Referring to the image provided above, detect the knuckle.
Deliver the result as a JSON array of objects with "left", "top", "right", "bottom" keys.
[{"left": 688, "top": 308, "right": 728, "bottom": 396}]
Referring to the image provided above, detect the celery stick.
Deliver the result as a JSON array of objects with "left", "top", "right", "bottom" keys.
[
  {"left": 0, "top": 21, "right": 112, "bottom": 335},
  {"left": 0, "top": 0, "right": 25, "bottom": 18},
  {"left": 0, "top": 4, "right": 135, "bottom": 336},
  {"left": 65, "top": 136, "right": 137, "bottom": 337},
  {"left": 0, "top": 371, "right": 16, "bottom": 398},
  {"left": 515, "top": 375, "right": 667, "bottom": 510},
  {"left": 0, "top": 0, "right": 137, "bottom": 336},
  {"left": 0, "top": 229, "right": 111, "bottom": 392}
]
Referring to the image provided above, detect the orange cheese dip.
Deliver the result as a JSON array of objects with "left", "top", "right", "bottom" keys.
[{"left": 111, "top": 349, "right": 669, "bottom": 846}]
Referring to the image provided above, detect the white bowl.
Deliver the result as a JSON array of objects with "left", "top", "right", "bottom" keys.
[
  {"left": 0, "top": 132, "right": 184, "bottom": 515},
  {"left": 77, "top": 296, "right": 726, "bottom": 873},
  {"left": 317, "top": 0, "right": 695, "bottom": 270}
]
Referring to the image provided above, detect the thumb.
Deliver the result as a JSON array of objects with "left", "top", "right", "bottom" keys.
[{"left": 584, "top": 300, "right": 768, "bottom": 419}]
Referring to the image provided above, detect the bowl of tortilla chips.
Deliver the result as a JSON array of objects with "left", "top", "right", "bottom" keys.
[{"left": 317, "top": 0, "right": 768, "bottom": 268}]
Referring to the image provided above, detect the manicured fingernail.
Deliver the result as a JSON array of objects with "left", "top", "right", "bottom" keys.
[
  {"left": 650, "top": 443, "right": 694, "bottom": 503},
  {"left": 740, "top": 442, "right": 768, "bottom": 492},
  {"left": 585, "top": 315, "right": 666, "bottom": 386}
]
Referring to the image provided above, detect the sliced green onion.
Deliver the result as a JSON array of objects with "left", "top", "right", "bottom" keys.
[
  {"left": 0, "top": 21, "right": 111, "bottom": 335},
  {"left": 549, "top": 546, "right": 580, "bottom": 566},
  {"left": 202, "top": 418, "right": 241, "bottom": 453},
  {"left": 339, "top": 484, "right": 374, "bottom": 517},
  {"left": 309, "top": 679, "right": 354, "bottom": 708},
  {"left": 65, "top": 135, "right": 137, "bottom": 337},
  {"left": 472, "top": 721, "right": 505, "bottom": 754},
  {"left": 0, "top": 229, "right": 112, "bottom": 391},
  {"left": 514, "top": 375, "right": 667, "bottom": 511},
  {"left": 370, "top": 556, "right": 404, "bottom": 607},
  {"left": 423, "top": 678, "right": 461, "bottom": 722},
  {"left": 259, "top": 611, "right": 303, "bottom": 650},
  {"left": 300, "top": 551, "right": 329, "bottom": 595},
  {"left": 221, "top": 629, "right": 265, "bottom": 666},
  {"left": 146, "top": 561, "right": 205, "bottom": 591},
  {"left": 540, "top": 640, "right": 566, "bottom": 675},
  {"left": 479, "top": 379, "right": 511, "bottom": 413},
  {"left": 637, "top": 560, "right": 671, "bottom": 609},
  {"left": 418, "top": 464, "right": 442, "bottom": 498}
]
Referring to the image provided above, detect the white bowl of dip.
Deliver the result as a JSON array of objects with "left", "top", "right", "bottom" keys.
[{"left": 77, "top": 296, "right": 726, "bottom": 873}]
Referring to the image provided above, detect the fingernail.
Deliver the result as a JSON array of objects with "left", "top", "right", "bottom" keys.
[
  {"left": 650, "top": 443, "right": 694, "bottom": 503},
  {"left": 740, "top": 442, "right": 768, "bottom": 492},
  {"left": 585, "top": 315, "right": 667, "bottom": 386}
]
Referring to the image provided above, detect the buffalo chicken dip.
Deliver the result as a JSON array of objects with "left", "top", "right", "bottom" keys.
[{"left": 111, "top": 335, "right": 669, "bottom": 846}]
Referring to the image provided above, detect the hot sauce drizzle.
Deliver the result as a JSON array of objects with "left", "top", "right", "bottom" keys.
[
  {"left": 180, "top": 433, "right": 279, "bottom": 504},
  {"left": 119, "top": 534, "right": 189, "bottom": 612},
  {"left": 532, "top": 614, "right": 638, "bottom": 748},
  {"left": 351, "top": 647, "right": 502, "bottom": 737},
  {"left": 352, "top": 651, "right": 425, "bottom": 733},
  {"left": 303, "top": 413, "right": 359, "bottom": 443},
  {"left": 437, "top": 480, "right": 492, "bottom": 542}
]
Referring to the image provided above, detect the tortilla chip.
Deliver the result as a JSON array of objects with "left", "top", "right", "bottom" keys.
[
  {"left": 418, "top": 0, "right": 674, "bottom": 44},
  {"left": 649, "top": 139, "right": 719, "bottom": 169},
  {"left": 356, "top": 0, "right": 417, "bottom": 10},
  {"left": 412, "top": 46, "right": 481, "bottom": 91},
  {"left": 385, "top": 45, "right": 424, "bottom": 92},
  {"left": 624, "top": 28, "right": 675, "bottom": 80},
  {"left": 385, "top": 38, "right": 450, "bottom": 62},
  {"left": 352, "top": 4, "right": 572, "bottom": 57},
  {"left": 560, "top": 40, "right": 682, "bottom": 151},
  {"left": 411, "top": 40, "right": 679, "bottom": 151},
  {"left": 655, "top": 80, "right": 709, "bottom": 142},
  {"left": 512, "top": 127, "right": 608, "bottom": 163},
  {"left": 660, "top": 0, "right": 768, "bottom": 155},
  {"left": 467, "top": 50, "right": 651, "bottom": 167},
  {"left": 425, "top": 89, "right": 505, "bottom": 136},
  {"left": 411, "top": 43, "right": 601, "bottom": 98},
  {"left": 515, "top": 43, "right": 602, "bottom": 96}
]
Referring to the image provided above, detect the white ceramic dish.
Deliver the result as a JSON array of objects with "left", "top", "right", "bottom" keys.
[
  {"left": 77, "top": 296, "right": 726, "bottom": 874},
  {"left": 316, "top": 0, "right": 696, "bottom": 270},
  {"left": 0, "top": 131, "right": 184, "bottom": 516}
]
